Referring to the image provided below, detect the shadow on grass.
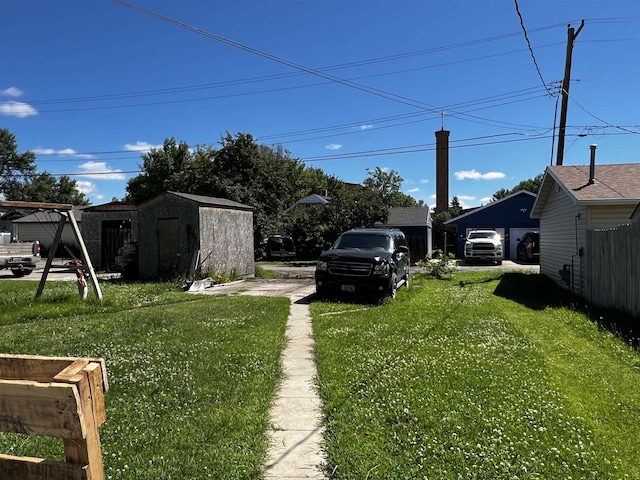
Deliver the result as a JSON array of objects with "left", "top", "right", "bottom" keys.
[{"left": 494, "top": 273, "right": 639, "bottom": 349}]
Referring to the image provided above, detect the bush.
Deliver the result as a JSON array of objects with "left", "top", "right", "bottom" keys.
[{"left": 417, "top": 249, "right": 457, "bottom": 279}]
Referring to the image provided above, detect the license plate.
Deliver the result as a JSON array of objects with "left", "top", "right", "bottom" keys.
[{"left": 341, "top": 285, "right": 355, "bottom": 293}]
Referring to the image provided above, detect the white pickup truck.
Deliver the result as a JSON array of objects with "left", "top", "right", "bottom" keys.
[
  {"left": 0, "top": 232, "right": 41, "bottom": 277},
  {"left": 464, "top": 230, "right": 503, "bottom": 265}
]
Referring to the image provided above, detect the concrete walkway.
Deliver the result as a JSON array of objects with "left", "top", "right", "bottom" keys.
[{"left": 264, "top": 284, "right": 326, "bottom": 479}]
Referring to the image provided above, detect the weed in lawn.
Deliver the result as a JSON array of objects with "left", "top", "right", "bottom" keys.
[
  {"left": 312, "top": 271, "right": 639, "bottom": 479},
  {"left": 0, "top": 282, "right": 290, "bottom": 479}
]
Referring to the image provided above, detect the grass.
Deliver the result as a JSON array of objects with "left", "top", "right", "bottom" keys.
[
  {"left": 0, "top": 280, "right": 290, "bottom": 480},
  {"left": 311, "top": 271, "right": 640, "bottom": 479}
]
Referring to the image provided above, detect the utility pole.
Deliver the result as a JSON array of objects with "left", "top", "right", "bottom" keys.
[{"left": 556, "top": 20, "right": 585, "bottom": 166}]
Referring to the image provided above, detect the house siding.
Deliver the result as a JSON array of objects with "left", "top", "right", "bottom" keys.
[
  {"left": 539, "top": 187, "right": 588, "bottom": 295},
  {"left": 588, "top": 204, "right": 636, "bottom": 229}
]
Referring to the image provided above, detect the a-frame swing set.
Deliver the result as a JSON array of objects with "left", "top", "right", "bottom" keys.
[{"left": 0, "top": 200, "right": 103, "bottom": 300}]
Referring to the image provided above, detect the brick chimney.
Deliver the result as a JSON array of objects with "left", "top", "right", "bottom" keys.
[{"left": 435, "top": 129, "right": 450, "bottom": 214}]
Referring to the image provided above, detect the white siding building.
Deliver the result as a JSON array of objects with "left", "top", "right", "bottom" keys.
[{"left": 531, "top": 163, "right": 640, "bottom": 297}]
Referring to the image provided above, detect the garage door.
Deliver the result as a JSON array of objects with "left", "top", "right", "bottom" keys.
[{"left": 509, "top": 228, "right": 532, "bottom": 260}]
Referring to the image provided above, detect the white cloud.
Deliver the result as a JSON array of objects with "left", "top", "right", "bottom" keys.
[
  {"left": 124, "top": 141, "right": 162, "bottom": 152},
  {"left": 0, "top": 101, "right": 37, "bottom": 118},
  {"left": 419, "top": 179, "right": 430, "bottom": 184},
  {"left": 480, "top": 196, "right": 493, "bottom": 204},
  {"left": 1, "top": 87, "right": 23, "bottom": 97},
  {"left": 75, "top": 180, "right": 98, "bottom": 196},
  {"left": 407, "top": 187, "right": 420, "bottom": 193},
  {"left": 325, "top": 143, "right": 342, "bottom": 150},
  {"left": 454, "top": 169, "right": 505, "bottom": 181},
  {"left": 360, "top": 124, "right": 373, "bottom": 130},
  {"left": 78, "top": 161, "right": 126, "bottom": 180},
  {"left": 456, "top": 195, "right": 476, "bottom": 201},
  {"left": 32, "top": 148, "right": 95, "bottom": 159}
]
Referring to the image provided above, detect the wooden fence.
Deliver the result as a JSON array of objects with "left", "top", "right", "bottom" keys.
[{"left": 586, "top": 223, "right": 640, "bottom": 319}]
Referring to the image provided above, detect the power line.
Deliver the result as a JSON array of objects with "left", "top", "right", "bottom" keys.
[{"left": 513, "top": 0, "right": 556, "bottom": 97}]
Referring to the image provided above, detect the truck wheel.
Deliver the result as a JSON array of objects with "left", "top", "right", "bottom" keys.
[
  {"left": 388, "top": 273, "right": 398, "bottom": 299},
  {"left": 11, "top": 269, "right": 29, "bottom": 277}
]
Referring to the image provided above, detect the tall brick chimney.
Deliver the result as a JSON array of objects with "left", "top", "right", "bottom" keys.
[{"left": 435, "top": 129, "right": 450, "bottom": 214}]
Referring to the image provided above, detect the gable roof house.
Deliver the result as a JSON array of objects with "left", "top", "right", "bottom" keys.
[
  {"left": 445, "top": 190, "right": 540, "bottom": 260},
  {"left": 531, "top": 162, "right": 640, "bottom": 300},
  {"left": 11, "top": 207, "right": 86, "bottom": 257}
]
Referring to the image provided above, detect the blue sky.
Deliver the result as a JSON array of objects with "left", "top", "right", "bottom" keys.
[{"left": 2, "top": 1, "right": 639, "bottom": 207}]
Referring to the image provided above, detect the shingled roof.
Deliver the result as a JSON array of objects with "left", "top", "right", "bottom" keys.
[{"left": 532, "top": 163, "right": 640, "bottom": 216}]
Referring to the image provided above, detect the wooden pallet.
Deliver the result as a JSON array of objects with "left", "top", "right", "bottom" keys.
[{"left": 0, "top": 354, "right": 109, "bottom": 480}]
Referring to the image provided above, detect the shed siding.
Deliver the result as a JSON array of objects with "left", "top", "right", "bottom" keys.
[
  {"left": 539, "top": 187, "right": 588, "bottom": 295},
  {"left": 81, "top": 210, "right": 138, "bottom": 269},
  {"left": 138, "top": 195, "right": 201, "bottom": 281},
  {"left": 199, "top": 207, "right": 254, "bottom": 277}
]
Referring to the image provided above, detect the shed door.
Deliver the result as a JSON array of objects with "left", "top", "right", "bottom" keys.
[
  {"left": 158, "top": 218, "right": 179, "bottom": 279},
  {"left": 102, "top": 220, "right": 131, "bottom": 271}
]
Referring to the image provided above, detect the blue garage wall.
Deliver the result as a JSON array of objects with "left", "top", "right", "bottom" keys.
[{"left": 445, "top": 191, "right": 539, "bottom": 259}]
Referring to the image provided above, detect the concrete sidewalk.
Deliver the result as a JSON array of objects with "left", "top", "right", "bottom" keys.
[{"left": 264, "top": 284, "right": 326, "bottom": 479}]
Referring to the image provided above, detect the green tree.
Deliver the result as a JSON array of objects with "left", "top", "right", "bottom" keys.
[
  {"left": 362, "top": 167, "right": 417, "bottom": 207},
  {"left": 1, "top": 129, "right": 88, "bottom": 204},
  {"left": 449, "top": 196, "right": 463, "bottom": 217},
  {"left": 0, "top": 128, "right": 36, "bottom": 198},
  {"left": 492, "top": 173, "right": 543, "bottom": 201}
]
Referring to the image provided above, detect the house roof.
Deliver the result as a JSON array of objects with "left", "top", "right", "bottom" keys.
[
  {"left": 444, "top": 190, "right": 536, "bottom": 224},
  {"left": 163, "top": 191, "right": 253, "bottom": 211},
  {"left": 296, "top": 193, "right": 331, "bottom": 206},
  {"left": 12, "top": 206, "right": 86, "bottom": 223},
  {"left": 376, "top": 207, "right": 432, "bottom": 227},
  {"left": 531, "top": 163, "right": 640, "bottom": 217}
]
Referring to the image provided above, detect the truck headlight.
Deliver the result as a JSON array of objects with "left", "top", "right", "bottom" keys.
[
  {"left": 372, "top": 263, "right": 388, "bottom": 276},
  {"left": 316, "top": 260, "right": 328, "bottom": 272}
]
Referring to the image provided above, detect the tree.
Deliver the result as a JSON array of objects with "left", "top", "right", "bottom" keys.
[
  {"left": 492, "top": 173, "right": 543, "bottom": 201},
  {"left": 0, "top": 129, "right": 88, "bottom": 205},
  {"left": 0, "top": 128, "right": 36, "bottom": 198},
  {"left": 449, "top": 196, "right": 463, "bottom": 217},
  {"left": 362, "top": 167, "right": 417, "bottom": 207}
]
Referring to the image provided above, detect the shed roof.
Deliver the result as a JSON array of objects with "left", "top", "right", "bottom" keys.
[
  {"left": 531, "top": 163, "right": 640, "bottom": 217},
  {"left": 155, "top": 191, "right": 254, "bottom": 211},
  {"left": 444, "top": 190, "right": 536, "bottom": 225},
  {"left": 83, "top": 201, "right": 138, "bottom": 212},
  {"left": 376, "top": 207, "right": 432, "bottom": 227}
]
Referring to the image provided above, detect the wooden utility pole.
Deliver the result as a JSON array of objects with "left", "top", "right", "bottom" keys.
[{"left": 556, "top": 20, "right": 585, "bottom": 166}]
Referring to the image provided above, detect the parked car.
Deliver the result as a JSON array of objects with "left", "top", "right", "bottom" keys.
[
  {"left": 464, "top": 230, "right": 503, "bottom": 265},
  {"left": 315, "top": 228, "right": 410, "bottom": 301},
  {"left": 516, "top": 231, "right": 540, "bottom": 263},
  {"left": 266, "top": 235, "right": 296, "bottom": 260}
]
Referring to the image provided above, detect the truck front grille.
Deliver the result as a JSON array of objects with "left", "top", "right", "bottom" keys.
[
  {"left": 328, "top": 261, "right": 372, "bottom": 276},
  {"left": 472, "top": 242, "right": 495, "bottom": 251}
]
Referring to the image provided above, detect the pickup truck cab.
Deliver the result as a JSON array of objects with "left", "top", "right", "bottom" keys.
[
  {"left": 315, "top": 228, "right": 410, "bottom": 301},
  {"left": 464, "top": 230, "right": 503, "bottom": 265},
  {"left": 0, "top": 232, "right": 41, "bottom": 277}
]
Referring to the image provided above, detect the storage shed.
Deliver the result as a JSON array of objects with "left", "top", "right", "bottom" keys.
[
  {"left": 137, "top": 192, "right": 254, "bottom": 281},
  {"left": 80, "top": 202, "right": 138, "bottom": 271},
  {"left": 444, "top": 190, "right": 539, "bottom": 260}
]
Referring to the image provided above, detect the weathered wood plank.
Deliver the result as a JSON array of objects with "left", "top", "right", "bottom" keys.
[
  {"left": 0, "top": 453, "right": 89, "bottom": 480},
  {"left": 0, "top": 380, "right": 85, "bottom": 439}
]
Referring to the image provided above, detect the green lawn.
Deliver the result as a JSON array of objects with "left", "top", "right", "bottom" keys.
[
  {"left": 1, "top": 273, "right": 638, "bottom": 479},
  {"left": 0, "top": 280, "right": 290, "bottom": 480},
  {"left": 311, "top": 271, "right": 640, "bottom": 479}
]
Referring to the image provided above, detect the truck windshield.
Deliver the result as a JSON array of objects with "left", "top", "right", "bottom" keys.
[
  {"left": 334, "top": 234, "right": 391, "bottom": 251},
  {"left": 468, "top": 232, "right": 497, "bottom": 239}
]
